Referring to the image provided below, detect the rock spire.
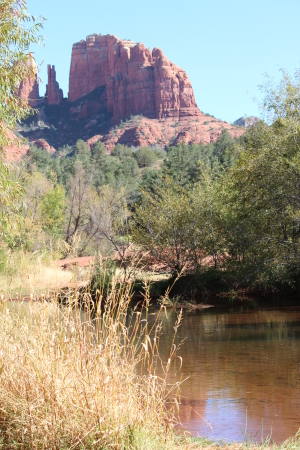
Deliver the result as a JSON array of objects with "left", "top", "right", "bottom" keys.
[{"left": 45, "top": 65, "right": 63, "bottom": 105}]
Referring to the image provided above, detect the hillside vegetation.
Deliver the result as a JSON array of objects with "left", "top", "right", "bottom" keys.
[{"left": 2, "top": 71, "right": 300, "bottom": 298}]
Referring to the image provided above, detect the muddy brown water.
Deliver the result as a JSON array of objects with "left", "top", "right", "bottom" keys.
[{"left": 151, "top": 303, "right": 300, "bottom": 444}]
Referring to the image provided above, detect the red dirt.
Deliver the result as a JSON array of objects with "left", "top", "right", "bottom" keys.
[{"left": 54, "top": 256, "right": 95, "bottom": 270}]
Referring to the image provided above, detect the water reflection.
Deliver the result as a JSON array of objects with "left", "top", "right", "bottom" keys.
[{"left": 152, "top": 306, "right": 300, "bottom": 443}]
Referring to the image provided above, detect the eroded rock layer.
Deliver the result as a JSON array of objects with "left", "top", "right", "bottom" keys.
[{"left": 68, "top": 34, "right": 200, "bottom": 121}]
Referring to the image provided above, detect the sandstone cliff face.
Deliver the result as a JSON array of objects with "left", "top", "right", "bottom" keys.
[
  {"left": 68, "top": 34, "right": 200, "bottom": 121},
  {"left": 45, "top": 65, "right": 63, "bottom": 105},
  {"left": 18, "top": 53, "right": 39, "bottom": 107}
]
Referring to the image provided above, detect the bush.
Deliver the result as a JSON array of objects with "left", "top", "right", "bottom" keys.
[
  {"left": 154, "top": 148, "right": 167, "bottom": 159},
  {"left": 111, "top": 143, "right": 132, "bottom": 158},
  {"left": 121, "top": 156, "right": 139, "bottom": 178},
  {"left": 133, "top": 147, "right": 158, "bottom": 168}
]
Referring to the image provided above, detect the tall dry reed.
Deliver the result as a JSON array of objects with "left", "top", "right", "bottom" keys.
[{"left": 0, "top": 279, "right": 186, "bottom": 449}]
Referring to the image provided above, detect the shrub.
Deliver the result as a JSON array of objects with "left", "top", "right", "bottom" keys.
[
  {"left": 111, "top": 144, "right": 133, "bottom": 158},
  {"left": 133, "top": 147, "right": 158, "bottom": 168}
]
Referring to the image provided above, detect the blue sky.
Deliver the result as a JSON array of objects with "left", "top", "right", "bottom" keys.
[{"left": 26, "top": 0, "right": 300, "bottom": 123}]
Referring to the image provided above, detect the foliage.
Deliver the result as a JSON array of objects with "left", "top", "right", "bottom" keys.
[
  {"left": 89, "top": 184, "right": 133, "bottom": 269},
  {"left": 27, "top": 140, "right": 141, "bottom": 191},
  {"left": 133, "top": 178, "right": 195, "bottom": 273},
  {"left": 220, "top": 70, "right": 300, "bottom": 288},
  {"left": 0, "top": 1, "right": 43, "bottom": 241},
  {"left": 64, "top": 162, "right": 94, "bottom": 252},
  {"left": 41, "top": 184, "right": 65, "bottom": 239},
  {"left": 111, "top": 143, "right": 133, "bottom": 158},
  {"left": 18, "top": 131, "right": 238, "bottom": 261},
  {"left": 133, "top": 146, "right": 158, "bottom": 168},
  {"left": 190, "top": 168, "right": 226, "bottom": 270},
  {"left": 163, "top": 130, "right": 237, "bottom": 186},
  {"left": 134, "top": 169, "right": 226, "bottom": 275},
  {"left": 16, "top": 70, "right": 300, "bottom": 294},
  {"left": 0, "top": 160, "right": 24, "bottom": 241},
  {"left": 0, "top": 247, "right": 6, "bottom": 274},
  {"left": 0, "top": 0, "right": 44, "bottom": 147}
]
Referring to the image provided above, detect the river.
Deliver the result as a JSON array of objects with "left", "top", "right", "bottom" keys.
[{"left": 152, "top": 302, "right": 300, "bottom": 444}]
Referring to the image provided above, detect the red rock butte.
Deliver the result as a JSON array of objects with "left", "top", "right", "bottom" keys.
[{"left": 68, "top": 34, "right": 200, "bottom": 121}]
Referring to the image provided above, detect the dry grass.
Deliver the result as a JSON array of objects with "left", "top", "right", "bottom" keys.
[
  {"left": 0, "top": 250, "right": 89, "bottom": 299},
  {"left": 0, "top": 278, "right": 192, "bottom": 449}
]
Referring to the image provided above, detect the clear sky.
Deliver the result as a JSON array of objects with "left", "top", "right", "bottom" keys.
[{"left": 26, "top": 0, "right": 300, "bottom": 123}]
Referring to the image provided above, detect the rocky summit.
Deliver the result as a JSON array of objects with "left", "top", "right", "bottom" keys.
[
  {"left": 68, "top": 34, "right": 200, "bottom": 121},
  {"left": 11, "top": 34, "right": 245, "bottom": 158}
]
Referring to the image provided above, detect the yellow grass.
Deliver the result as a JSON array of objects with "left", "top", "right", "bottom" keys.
[
  {"left": 0, "top": 279, "right": 192, "bottom": 449},
  {"left": 0, "top": 250, "right": 89, "bottom": 298}
]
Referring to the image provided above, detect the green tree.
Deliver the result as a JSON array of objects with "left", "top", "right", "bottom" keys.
[
  {"left": 0, "top": 0, "right": 44, "bottom": 147},
  {"left": 133, "top": 178, "right": 195, "bottom": 273},
  {"left": 64, "top": 162, "right": 98, "bottom": 255},
  {"left": 0, "top": 1, "right": 43, "bottom": 239},
  {"left": 111, "top": 144, "right": 132, "bottom": 159},
  {"left": 191, "top": 170, "right": 225, "bottom": 270},
  {"left": 221, "top": 70, "right": 300, "bottom": 288},
  {"left": 211, "top": 129, "right": 236, "bottom": 168},
  {"left": 23, "top": 171, "right": 51, "bottom": 221},
  {"left": 41, "top": 184, "right": 66, "bottom": 240},
  {"left": 90, "top": 185, "right": 133, "bottom": 273},
  {"left": 91, "top": 140, "right": 107, "bottom": 165},
  {"left": 121, "top": 156, "right": 139, "bottom": 179},
  {"left": 74, "top": 139, "right": 91, "bottom": 170},
  {"left": 133, "top": 147, "right": 157, "bottom": 168},
  {"left": 163, "top": 142, "right": 216, "bottom": 185}
]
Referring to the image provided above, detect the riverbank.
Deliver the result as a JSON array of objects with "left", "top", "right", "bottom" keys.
[
  {"left": 0, "top": 253, "right": 300, "bottom": 450},
  {"left": 1, "top": 293, "right": 299, "bottom": 449},
  {"left": 186, "top": 438, "right": 300, "bottom": 449},
  {"left": 186, "top": 439, "right": 300, "bottom": 449},
  {"left": 1, "top": 276, "right": 300, "bottom": 448},
  {"left": 2, "top": 250, "right": 298, "bottom": 307}
]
